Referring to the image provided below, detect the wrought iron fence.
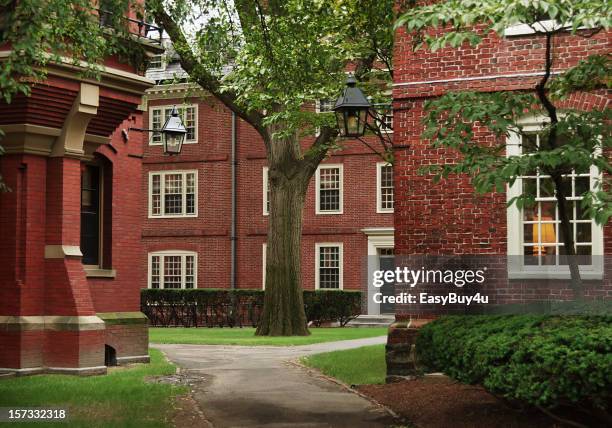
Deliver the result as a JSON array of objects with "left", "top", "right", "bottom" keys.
[{"left": 141, "top": 289, "right": 362, "bottom": 328}]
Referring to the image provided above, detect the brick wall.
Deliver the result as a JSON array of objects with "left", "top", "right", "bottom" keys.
[
  {"left": 392, "top": 22, "right": 611, "bottom": 311},
  {"left": 142, "top": 95, "right": 393, "bottom": 300}
]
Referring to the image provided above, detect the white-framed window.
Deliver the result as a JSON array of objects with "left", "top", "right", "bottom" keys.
[
  {"left": 149, "top": 170, "right": 198, "bottom": 218},
  {"left": 148, "top": 251, "right": 197, "bottom": 289},
  {"left": 149, "top": 105, "right": 197, "bottom": 145},
  {"left": 377, "top": 162, "right": 394, "bottom": 213},
  {"left": 316, "top": 164, "right": 343, "bottom": 214},
  {"left": 315, "top": 99, "right": 335, "bottom": 136},
  {"left": 506, "top": 121, "right": 603, "bottom": 279},
  {"left": 315, "top": 243, "right": 343, "bottom": 290},
  {"left": 262, "top": 243, "right": 267, "bottom": 289},
  {"left": 263, "top": 166, "right": 270, "bottom": 216},
  {"left": 147, "top": 54, "right": 163, "bottom": 70},
  {"left": 316, "top": 99, "right": 335, "bottom": 113}
]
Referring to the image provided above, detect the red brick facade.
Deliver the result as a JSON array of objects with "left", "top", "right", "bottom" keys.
[
  {"left": 392, "top": 23, "right": 611, "bottom": 314},
  {"left": 142, "top": 89, "right": 394, "bottom": 314},
  {"left": 0, "top": 63, "right": 154, "bottom": 373}
]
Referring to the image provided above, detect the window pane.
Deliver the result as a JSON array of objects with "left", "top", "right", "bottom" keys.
[
  {"left": 151, "top": 256, "right": 160, "bottom": 289},
  {"left": 185, "top": 255, "right": 195, "bottom": 289},
  {"left": 186, "top": 173, "right": 196, "bottom": 214},
  {"left": 319, "top": 168, "right": 340, "bottom": 212},
  {"left": 516, "top": 132, "right": 598, "bottom": 268},
  {"left": 185, "top": 107, "right": 196, "bottom": 141},
  {"left": 151, "top": 110, "right": 162, "bottom": 143},
  {"left": 151, "top": 174, "right": 161, "bottom": 215},
  {"left": 319, "top": 246, "right": 340, "bottom": 289},
  {"left": 163, "top": 256, "right": 182, "bottom": 289},
  {"left": 164, "top": 174, "right": 183, "bottom": 215},
  {"left": 380, "top": 165, "right": 394, "bottom": 210}
]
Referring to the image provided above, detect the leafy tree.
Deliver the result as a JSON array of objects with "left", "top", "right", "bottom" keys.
[
  {"left": 0, "top": 0, "right": 149, "bottom": 190},
  {"left": 396, "top": 0, "right": 611, "bottom": 299},
  {"left": 149, "top": 0, "right": 395, "bottom": 335}
]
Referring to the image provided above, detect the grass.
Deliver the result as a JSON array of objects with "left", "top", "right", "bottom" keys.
[
  {"left": 0, "top": 349, "right": 185, "bottom": 428},
  {"left": 301, "top": 344, "right": 386, "bottom": 385},
  {"left": 149, "top": 327, "right": 388, "bottom": 346}
]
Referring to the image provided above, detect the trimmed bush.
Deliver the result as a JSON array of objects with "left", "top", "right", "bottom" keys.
[
  {"left": 416, "top": 315, "right": 612, "bottom": 425},
  {"left": 141, "top": 289, "right": 361, "bottom": 327}
]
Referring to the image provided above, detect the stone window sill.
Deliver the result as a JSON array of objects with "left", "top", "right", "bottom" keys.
[{"left": 84, "top": 268, "right": 117, "bottom": 279}]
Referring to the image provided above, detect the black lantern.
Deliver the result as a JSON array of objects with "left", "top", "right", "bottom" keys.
[
  {"left": 161, "top": 106, "right": 188, "bottom": 155},
  {"left": 334, "top": 75, "right": 371, "bottom": 138}
]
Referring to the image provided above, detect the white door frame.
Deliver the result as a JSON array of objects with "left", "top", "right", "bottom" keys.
[{"left": 362, "top": 227, "right": 394, "bottom": 315}]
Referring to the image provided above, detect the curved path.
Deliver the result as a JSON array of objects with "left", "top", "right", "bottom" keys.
[{"left": 154, "top": 336, "right": 397, "bottom": 428}]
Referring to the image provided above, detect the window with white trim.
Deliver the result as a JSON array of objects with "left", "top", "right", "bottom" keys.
[
  {"left": 149, "top": 251, "right": 197, "bottom": 289},
  {"left": 263, "top": 167, "right": 270, "bottom": 215},
  {"left": 262, "top": 243, "right": 267, "bottom": 289},
  {"left": 315, "top": 243, "right": 343, "bottom": 290},
  {"left": 316, "top": 164, "right": 343, "bottom": 214},
  {"left": 507, "top": 123, "right": 603, "bottom": 278},
  {"left": 149, "top": 170, "right": 197, "bottom": 217},
  {"left": 316, "top": 99, "right": 335, "bottom": 113},
  {"left": 149, "top": 105, "right": 197, "bottom": 144},
  {"left": 315, "top": 99, "right": 335, "bottom": 136},
  {"left": 377, "top": 162, "right": 394, "bottom": 212},
  {"left": 147, "top": 55, "right": 163, "bottom": 70}
]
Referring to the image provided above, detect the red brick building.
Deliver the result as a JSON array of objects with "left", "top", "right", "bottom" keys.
[
  {"left": 392, "top": 20, "right": 611, "bottom": 309},
  {"left": 142, "top": 53, "right": 395, "bottom": 316},
  {"left": 0, "top": 11, "right": 161, "bottom": 375}
]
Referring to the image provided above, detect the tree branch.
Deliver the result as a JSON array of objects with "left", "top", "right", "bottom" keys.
[{"left": 150, "top": 0, "right": 266, "bottom": 137}]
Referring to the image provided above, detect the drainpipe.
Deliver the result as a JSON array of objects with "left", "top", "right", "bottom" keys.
[{"left": 230, "top": 112, "right": 237, "bottom": 290}]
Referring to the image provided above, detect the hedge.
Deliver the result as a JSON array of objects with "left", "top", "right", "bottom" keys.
[
  {"left": 141, "top": 289, "right": 362, "bottom": 328},
  {"left": 416, "top": 315, "right": 612, "bottom": 426}
]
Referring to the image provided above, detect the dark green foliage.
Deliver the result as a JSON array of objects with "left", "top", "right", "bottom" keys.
[
  {"left": 417, "top": 315, "right": 612, "bottom": 422},
  {"left": 141, "top": 289, "right": 362, "bottom": 327}
]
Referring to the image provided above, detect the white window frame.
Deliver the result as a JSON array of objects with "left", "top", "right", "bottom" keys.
[
  {"left": 376, "top": 162, "right": 394, "bottom": 213},
  {"left": 262, "top": 243, "right": 267, "bottom": 290},
  {"left": 148, "top": 104, "right": 198, "bottom": 145},
  {"left": 263, "top": 166, "right": 270, "bottom": 216},
  {"left": 148, "top": 250, "right": 198, "bottom": 289},
  {"left": 315, "top": 99, "right": 335, "bottom": 137},
  {"left": 148, "top": 170, "right": 198, "bottom": 218},
  {"left": 315, "top": 164, "right": 344, "bottom": 215},
  {"left": 315, "top": 243, "right": 344, "bottom": 290},
  {"left": 506, "top": 119, "right": 604, "bottom": 279},
  {"left": 147, "top": 54, "right": 164, "bottom": 71}
]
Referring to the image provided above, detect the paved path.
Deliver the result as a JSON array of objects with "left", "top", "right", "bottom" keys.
[{"left": 154, "top": 336, "right": 397, "bottom": 428}]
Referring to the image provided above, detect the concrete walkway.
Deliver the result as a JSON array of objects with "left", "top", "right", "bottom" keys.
[{"left": 154, "top": 336, "right": 397, "bottom": 428}]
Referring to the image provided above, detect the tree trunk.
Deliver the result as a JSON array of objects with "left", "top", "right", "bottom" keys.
[
  {"left": 256, "top": 161, "right": 312, "bottom": 336},
  {"left": 536, "top": 32, "right": 583, "bottom": 300}
]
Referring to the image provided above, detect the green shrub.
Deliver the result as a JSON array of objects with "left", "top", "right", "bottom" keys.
[
  {"left": 416, "top": 315, "right": 612, "bottom": 425},
  {"left": 141, "top": 289, "right": 361, "bottom": 327}
]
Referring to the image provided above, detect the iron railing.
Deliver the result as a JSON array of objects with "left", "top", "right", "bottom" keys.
[{"left": 98, "top": 9, "right": 163, "bottom": 46}]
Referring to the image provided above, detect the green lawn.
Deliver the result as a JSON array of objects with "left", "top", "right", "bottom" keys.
[
  {"left": 150, "top": 327, "right": 387, "bottom": 346},
  {"left": 301, "top": 344, "right": 386, "bottom": 385},
  {"left": 0, "top": 349, "right": 185, "bottom": 428}
]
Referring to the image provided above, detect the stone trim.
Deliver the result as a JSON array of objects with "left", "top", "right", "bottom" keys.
[
  {"left": 97, "top": 312, "right": 148, "bottom": 325},
  {"left": 84, "top": 268, "right": 117, "bottom": 278},
  {"left": 46, "top": 366, "right": 107, "bottom": 376},
  {"left": 44, "top": 245, "right": 83, "bottom": 259},
  {"left": 0, "top": 315, "right": 105, "bottom": 332},
  {"left": 116, "top": 355, "right": 151, "bottom": 365}
]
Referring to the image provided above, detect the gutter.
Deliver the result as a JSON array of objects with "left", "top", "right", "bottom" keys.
[{"left": 230, "top": 112, "right": 237, "bottom": 289}]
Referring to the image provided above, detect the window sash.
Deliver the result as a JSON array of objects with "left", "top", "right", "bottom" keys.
[
  {"left": 150, "top": 171, "right": 197, "bottom": 217},
  {"left": 506, "top": 126, "right": 603, "bottom": 276},
  {"left": 149, "top": 106, "right": 197, "bottom": 144},
  {"left": 316, "top": 244, "right": 343, "bottom": 290},
  {"left": 149, "top": 253, "right": 196, "bottom": 289},
  {"left": 263, "top": 167, "right": 270, "bottom": 215},
  {"left": 316, "top": 166, "right": 343, "bottom": 214},
  {"left": 377, "top": 163, "right": 394, "bottom": 212}
]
